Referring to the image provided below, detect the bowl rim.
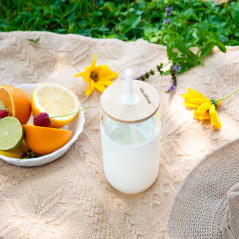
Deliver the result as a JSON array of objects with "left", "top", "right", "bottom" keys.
[{"left": 0, "top": 83, "right": 85, "bottom": 164}]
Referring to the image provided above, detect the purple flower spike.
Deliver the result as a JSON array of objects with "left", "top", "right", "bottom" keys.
[
  {"left": 165, "top": 83, "right": 176, "bottom": 94},
  {"left": 172, "top": 63, "right": 181, "bottom": 74},
  {"left": 165, "top": 63, "right": 180, "bottom": 94},
  {"left": 164, "top": 5, "right": 172, "bottom": 25},
  {"left": 166, "top": 5, "right": 172, "bottom": 13},
  {"left": 135, "top": 75, "right": 143, "bottom": 80},
  {"left": 163, "top": 19, "right": 171, "bottom": 24}
]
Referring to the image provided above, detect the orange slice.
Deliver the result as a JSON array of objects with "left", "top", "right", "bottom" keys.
[
  {"left": 31, "top": 83, "right": 80, "bottom": 128},
  {"left": 0, "top": 85, "right": 31, "bottom": 124},
  {"left": 23, "top": 124, "right": 72, "bottom": 155}
]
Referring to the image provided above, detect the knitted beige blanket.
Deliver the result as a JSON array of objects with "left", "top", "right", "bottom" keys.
[{"left": 0, "top": 31, "right": 238, "bottom": 239}]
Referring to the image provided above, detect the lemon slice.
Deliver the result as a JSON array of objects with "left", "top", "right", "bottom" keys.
[
  {"left": 0, "top": 101, "right": 6, "bottom": 110},
  {"left": 31, "top": 83, "right": 80, "bottom": 128},
  {"left": 0, "top": 117, "right": 23, "bottom": 150},
  {"left": 0, "top": 142, "right": 29, "bottom": 159}
]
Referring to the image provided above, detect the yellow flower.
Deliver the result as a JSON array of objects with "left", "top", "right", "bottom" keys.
[
  {"left": 74, "top": 54, "right": 118, "bottom": 96},
  {"left": 183, "top": 87, "right": 239, "bottom": 130},
  {"left": 209, "top": 104, "right": 221, "bottom": 129},
  {"left": 183, "top": 88, "right": 221, "bottom": 129},
  {"left": 183, "top": 88, "right": 210, "bottom": 108}
]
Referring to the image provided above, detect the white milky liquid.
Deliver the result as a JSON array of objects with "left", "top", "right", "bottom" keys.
[{"left": 101, "top": 114, "right": 161, "bottom": 193}]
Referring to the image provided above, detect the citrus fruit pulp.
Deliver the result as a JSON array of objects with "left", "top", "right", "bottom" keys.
[
  {"left": 0, "top": 117, "right": 23, "bottom": 150},
  {"left": 31, "top": 83, "right": 80, "bottom": 128},
  {"left": 0, "top": 141, "right": 29, "bottom": 159},
  {"left": 23, "top": 124, "right": 72, "bottom": 155},
  {"left": 0, "top": 101, "right": 6, "bottom": 110},
  {"left": 0, "top": 85, "right": 31, "bottom": 124}
]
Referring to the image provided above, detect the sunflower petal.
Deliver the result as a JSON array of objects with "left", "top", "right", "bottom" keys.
[
  {"left": 95, "top": 65, "right": 118, "bottom": 81},
  {"left": 197, "top": 102, "right": 212, "bottom": 114},
  {"left": 188, "top": 88, "right": 208, "bottom": 99},
  {"left": 97, "top": 80, "right": 113, "bottom": 86},
  {"left": 209, "top": 105, "right": 221, "bottom": 129},
  {"left": 91, "top": 54, "right": 97, "bottom": 68},
  {"left": 182, "top": 93, "right": 192, "bottom": 99},
  {"left": 97, "top": 74, "right": 118, "bottom": 82},
  {"left": 194, "top": 110, "right": 211, "bottom": 120},
  {"left": 184, "top": 102, "right": 201, "bottom": 109},
  {"left": 185, "top": 98, "right": 210, "bottom": 105},
  {"left": 214, "top": 113, "right": 221, "bottom": 129},
  {"left": 74, "top": 72, "right": 91, "bottom": 83},
  {"left": 95, "top": 83, "right": 106, "bottom": 92},
  {"left": 209, "top": 105, "right": 216, "bottom": 123},
  {"left": 104, "top": 81, "right": 113, "bottom": 86},
  {"left": 183, "top": 90, "right": 210, "bottom": 109},
  {"left": 74, "top": 72, "right": 83, "bottom": 78},
  {"left": 89, "top": 79, "right": 95, "bottom": 88},
  {"left": 85, "top": 83, "right": 94, "bottom": 96}
]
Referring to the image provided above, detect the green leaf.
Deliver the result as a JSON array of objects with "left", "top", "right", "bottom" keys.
[
  {"left": 27, "top": 38, "right": 40, "bottom": 44},
  {"left": 216, "top": 40, "right": 226, "bottom": 53},
  {"left": 218, "top": 35, "right": 228, "bottom": 44},
  {"left": 120, "top": 15, "right": 141, "bottom": 34},
  {"left": 200, "top": 42, "right": 214, "bottom": 58}
]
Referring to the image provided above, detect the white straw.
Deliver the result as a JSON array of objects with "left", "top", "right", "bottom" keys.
[{"left": 124, "top": 69, "right": 133, "bottom": 104}]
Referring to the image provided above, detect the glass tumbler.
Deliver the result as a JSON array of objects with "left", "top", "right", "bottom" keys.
[{"left": 100, "top": 69, "right": 160, "bottom": 194}]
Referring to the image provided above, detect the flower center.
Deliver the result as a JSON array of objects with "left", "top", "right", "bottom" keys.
[
  {"left": 210, "top": 98, "right": 218, "bottom": 109},
  {"left": 90, "top": 71, "right": 98, "bottom": 81}
]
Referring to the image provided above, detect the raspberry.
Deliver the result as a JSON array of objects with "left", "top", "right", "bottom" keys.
[
  {"left": 0, "top": 110, "right": 8, "bottom": 119},
  {"left": 33, "top": 112, "right": 51, "bottom": 127}
]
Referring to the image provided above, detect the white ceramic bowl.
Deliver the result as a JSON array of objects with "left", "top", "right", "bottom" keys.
[{"left": 0, "top": 83, "right": 85, "bottom": 167}]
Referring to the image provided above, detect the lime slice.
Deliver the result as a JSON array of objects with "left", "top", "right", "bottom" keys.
[
  {"left": 0, "top": 142, "right": 29, "bottom": 159},
  {"left": 0, "top": 101, "right": 6, "bottom": 110},
  {"left": 0, "top": 117, "right": 23, "bottom": 150}
]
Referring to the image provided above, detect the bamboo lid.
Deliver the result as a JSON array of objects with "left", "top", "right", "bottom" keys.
[{"left": 101, "top": 70, "right": 160, "bottom": 124}]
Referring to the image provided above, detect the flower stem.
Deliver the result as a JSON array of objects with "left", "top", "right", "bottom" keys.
[
  {"left": 163, "top": 62, "right": 171, "bottom": 68},
  {"left": 216, "top": 88, "right": 239, "bottom": 103},
  {"left": 50, "top": 106, "right": 91, "bottom": 119}
]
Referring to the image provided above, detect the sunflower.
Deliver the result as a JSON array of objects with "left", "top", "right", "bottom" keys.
[
  {"left": 183, "top": 88, "right": 223, "bottom": 129},
  {"left": 74, "top": 54, "right": 118, "bottom": 96}
]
